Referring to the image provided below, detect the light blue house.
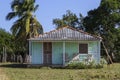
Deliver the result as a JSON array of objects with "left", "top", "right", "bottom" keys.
[{"left": 29, "top": 26, "right": 101, "bottom": 66}]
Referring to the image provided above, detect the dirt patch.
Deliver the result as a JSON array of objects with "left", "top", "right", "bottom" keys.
[{"left": 0, "top": 68, "right": 9, "bottom": 80}]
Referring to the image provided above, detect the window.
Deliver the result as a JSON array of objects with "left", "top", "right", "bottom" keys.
[{"left": 79, "top": 44, "right": 88, "bottom": 54}]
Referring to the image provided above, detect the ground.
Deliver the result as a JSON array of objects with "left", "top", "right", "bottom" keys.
[
  {"left": 0, "top": 68, "right": 8, "bottom": 80},
  {"left": 0, "top": 63, "right": 120, "bottom": 80}
]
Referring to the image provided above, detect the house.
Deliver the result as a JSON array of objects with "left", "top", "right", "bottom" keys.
[{"left": 28, "top": 26, "right": 102, "bottom": 66}]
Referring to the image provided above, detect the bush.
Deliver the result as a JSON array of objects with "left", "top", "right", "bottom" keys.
[
  {"left": 66, "top": 61, "right": 103, "bottom": 69},
  {"left": 114, "top": 53, "right": 120, "bottom": 62},
  {"left": 100, "top": 58, "right": 107, "bottom": 65},
  {"left": 66, "top": 62, "right": 86, "bottom": 69},
  {"left": 95, "top": 63, "right": 103, "bottom": 69}
]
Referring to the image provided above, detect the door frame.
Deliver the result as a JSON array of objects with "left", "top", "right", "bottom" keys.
[{"left": 43, "top": 42, "right": 52, "bottom": 65}]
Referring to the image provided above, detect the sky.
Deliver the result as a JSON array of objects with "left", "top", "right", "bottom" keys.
[{"left": 0, "top": 0, "right": 101, "bottom": 32}]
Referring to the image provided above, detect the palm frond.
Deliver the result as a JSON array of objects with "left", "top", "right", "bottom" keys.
[
  {"left": 34, "top": 5, "right": 39, "bottom": 12},
  {"left": 6, "top": 12, "right": 16, "bottom": 20},
  {"left": 11, "top": 17, "right": 25, "bottom": 36},
  {"left": 11, "top": 0, "right": 19, "bottom": 11}
]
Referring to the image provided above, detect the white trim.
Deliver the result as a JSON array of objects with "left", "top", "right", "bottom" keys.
[
  {"left": 98, "top": 41, "right": 101, "bottom": 63},
  {"left": 63, "top": 42, "right": 65, "bottom": 66},
  {"left": 30, "top": 40, "right": 100, "bottom": 42}
]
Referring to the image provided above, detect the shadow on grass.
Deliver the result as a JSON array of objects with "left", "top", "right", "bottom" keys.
[
  {"left": 0, "top": 63, "right": 59, "bottom": 69},
  {"left": 0, "top": 63, "right": 28, "bottom": 68}
]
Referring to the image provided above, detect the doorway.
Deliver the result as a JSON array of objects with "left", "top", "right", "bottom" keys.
[{"left": 43, "top": 42, "right": 52, "bottom": 65}]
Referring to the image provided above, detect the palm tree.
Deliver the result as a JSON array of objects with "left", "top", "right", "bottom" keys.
[
  {"left": 6, "top": 0, "right": 43, "bottom": 62},
  {"left": 6, "top": 0, "right": 43, "bottom": 39}
]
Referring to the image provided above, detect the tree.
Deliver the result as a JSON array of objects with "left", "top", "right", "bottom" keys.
[
  {"left": 83, "top": 0, "right": 120, "bottom": 62},
  {"left": 6, "top": 0, "right": 43, "bottom": 62},
  {"left": 114, "top": 28, "right": 120, "bottom": 62},
  {"left": 0, "top": 28, "right": 13, "bottom": 53},
  {"left": 6, "top": 0, "right": 43, "bottom": 39},
  {"left": 0, "top": 28, "right": 13, "bottom": 62},
  {"left": 53, "top": 10, "right": 85, "bottom": 30}
]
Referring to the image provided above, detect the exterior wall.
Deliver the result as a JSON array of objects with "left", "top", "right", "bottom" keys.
[
  {"left": 88, "top": 41, "right": 100, "bottom": 63},
  {"left": 65, "top": 42, "right": 79, "bottom": 60},
  {"left": 31, "top": 42, "right": 43, "bottom": 64},
  {"left": 52, "top": 42, "right": 63, "bottom": 64},
  {"left": 64, "top": 41, "right": 100, "bottom": 63},
  {"left": 30, "top": 41, "right": 100, "bottom": 65}
]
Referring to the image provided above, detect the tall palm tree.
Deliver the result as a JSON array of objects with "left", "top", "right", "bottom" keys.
[
  {"left": 6, "top": 0, "right": 43, "bottom": 39},
  {"left": 6, "top": 0, "right": 43, "bottom": 59}
]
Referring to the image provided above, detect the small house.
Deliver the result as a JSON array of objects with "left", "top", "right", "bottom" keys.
[{"left": 28, "top": 26, "right": 101, "bottom": 66}]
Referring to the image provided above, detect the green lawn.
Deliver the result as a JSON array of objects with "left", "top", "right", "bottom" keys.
[{"left": 1, "top": 63, "right": 120, "bottom": 80}]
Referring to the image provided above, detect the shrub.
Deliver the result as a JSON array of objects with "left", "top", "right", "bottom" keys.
[
  {"left": 66, "top": 61, "right": 103, "bottom": 69},
  {"left": 95, "top": 63, "right": 103, "bottom": 69},
  {"left": 66, "top": 62, "right": 86, "bottom": 69},
  {"left": 100, "top": 58, "right": 107, "bottom": 65}
]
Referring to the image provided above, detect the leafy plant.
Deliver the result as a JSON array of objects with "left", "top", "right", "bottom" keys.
[
  {"left": 100, "top": 58, "right": 107, "bottom": 65},
  {"left": 66, "top": 61, "right": 103, "bottom": 69}
]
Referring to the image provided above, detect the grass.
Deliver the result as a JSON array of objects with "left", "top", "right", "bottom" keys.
[
  {"left": 0, "top": 63, "right": 120, "bottom": 80},
  {"left": 0, "top": 66, "right": 8, "bottom": 80}
]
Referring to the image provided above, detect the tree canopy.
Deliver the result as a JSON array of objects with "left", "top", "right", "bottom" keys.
[
  {"left": 84, "top": 0, "right": 120, "bottom": 34},
  {"left": 53, "top": 10, "right": 85, "bottom": 30},
  {"left": 6, "top": 0, "right": 43, "bottom": 39},
  {"left": 0, "top": 28, "right": 13, "bottom": 54},
  {"left": 83, "top": 0, "right": 120, "bottom": 57}
]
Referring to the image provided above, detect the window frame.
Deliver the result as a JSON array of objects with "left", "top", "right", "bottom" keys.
[{"left": 79, "top": 43, "right": 88, "bottom": 54}]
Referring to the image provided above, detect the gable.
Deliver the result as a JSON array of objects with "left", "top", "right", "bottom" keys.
[{"left": 29, "top": 27, "right": 101, "bottom": 41}]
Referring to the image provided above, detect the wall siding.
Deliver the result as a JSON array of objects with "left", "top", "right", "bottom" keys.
[
  {"left": 30, "top": 41, "right": 100, "bottom": 64},
  {"left": 31, "top": 42, "right": 42, "bottom": 64},
  {"left": 88, "top": 41, "right": 100, "bottom": 63},
  {"left": 64, "top": 41, "right": 100, "bottom": 63},
  {"left": 65, "top": 42, "right": 79, "bottom": 59},
  {"left": 52, "top": 42, "right": 63, "bottom": 64}
]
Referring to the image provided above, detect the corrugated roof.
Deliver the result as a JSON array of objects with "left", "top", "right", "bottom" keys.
[{"left": 29, "top": 26, "right": 101, "bottom": 41}]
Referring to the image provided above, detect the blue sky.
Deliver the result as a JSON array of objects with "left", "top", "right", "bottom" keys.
[{"left": 0, "top": 0, "right": 100, "bottom": 32}]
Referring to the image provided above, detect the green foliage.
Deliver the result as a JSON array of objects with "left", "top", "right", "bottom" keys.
[
  {"left": 6, "top": 0, "right": 43, "bottom": 38},
  {"left": 0, "top": 28, "right": 13, "bottom": 54},
  {"left": 66, "top": 61, "right": 103, "bottom": 69},
  {"left": 66, "top": 62, "right": 86, "bottom": 69},
  {"left": 53, "top": 10, "right": 85, "bottom": 30},
  {"left": 83, "top": 0, "right": 120, "bottom": 61},
  {"left": 100, "top": 58, "right": 107, "bottom": 65},
  {"left": 114, "top": 28, "right": 120, "bottom": 62},
  {"left": 6, "top": 0, "right": 43, "bottom": 55}
]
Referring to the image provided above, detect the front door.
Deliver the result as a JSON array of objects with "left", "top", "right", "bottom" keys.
[{"left": 43, "top": 42, "right": 52, "bottom": 65}]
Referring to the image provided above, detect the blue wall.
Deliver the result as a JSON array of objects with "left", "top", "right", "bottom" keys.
[
  {"left": 31, "top": 42, "right": 43, "bottom": 64},
  {"left": 52, "top": 42, "right": 63, "bottom": 64},
  {"left": 30, "top": 41, "right": 100, "bottom": 64}
]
